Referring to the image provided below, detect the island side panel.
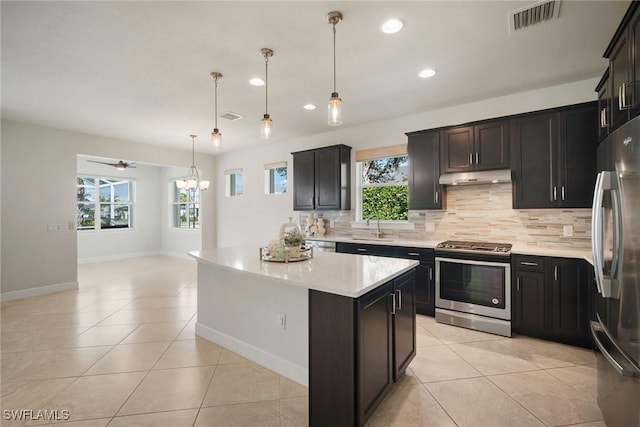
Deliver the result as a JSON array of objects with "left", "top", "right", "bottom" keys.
[
  {"left": 195, "top": 261, "right": 309, "bottom": 386},
  {"left": 309, "top": 289, "right": 356, "bottom": 427}
]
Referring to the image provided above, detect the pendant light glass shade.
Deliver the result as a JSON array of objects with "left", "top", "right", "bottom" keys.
[
  {"left": 176, "top": 135, "right": 209, "bottom": 191},
  {"left": 210, "top": 72, "right": 223, "bottom": 150},
  {"left": 327, "top": 11, "right": 343, "bottom": 127},
  {"left": 211, "top": 129, "right": 222, "bottom": 150},
  {"left": 328, "top": 92, "right": 342, "bottom": 126},
  {"left": 261, "top": 114, "right": 272, "bottom": 140},
  {"left": 260, "top": 48, "right": 274, "bottom": 140}
]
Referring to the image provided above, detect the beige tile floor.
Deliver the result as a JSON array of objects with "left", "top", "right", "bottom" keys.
[{"left": 1, "top": 255, "right": 603, "bottom": 427}]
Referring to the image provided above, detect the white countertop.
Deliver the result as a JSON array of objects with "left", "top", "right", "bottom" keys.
[
  {"left": 307, "top": 236, "right": 593, "bottom": 264},
  {"left": 189, "top": 247, "right": 419, "bottom": 298}
]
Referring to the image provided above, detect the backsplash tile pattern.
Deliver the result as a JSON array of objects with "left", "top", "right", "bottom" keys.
[{"left": 305, "top": 183, "right": 591, "bottom": 250}]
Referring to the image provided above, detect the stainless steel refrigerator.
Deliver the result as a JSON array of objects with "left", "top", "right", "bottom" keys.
[{"left": 591, "top": 115, "right": 640, "bottom": 427}]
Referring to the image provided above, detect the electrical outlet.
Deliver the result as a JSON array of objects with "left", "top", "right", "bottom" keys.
[
  {"left": 329, "top": 220, "right": 335, "bottom": 228},
  {"left": 277, "top": 312, "right": 286, "bottom": 330},
  {"left": 563, "top": 225, "right": 573, "bottom": 237},
  {"left": 425, "top": 222, "right": 435, "bottom": 232},
  {"left": 47, "top": 224, "right": 65, "bottom": 232}
]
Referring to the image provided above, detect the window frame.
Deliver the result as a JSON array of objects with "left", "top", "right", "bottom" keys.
[
  {"left": 355, "top": 151, "right": 410, "bottom": 224},
  {"left": 77, "top": 176, "right": 135, "bottom": 232},
  {"left": 171, "top": 180, "right": 202, "bottom": 230},
  {"left": 264, "top": 161, "right": 287, "bottom": 195},
  {"left": 225, "top": 168, "right": 244, "bottom": 197}
]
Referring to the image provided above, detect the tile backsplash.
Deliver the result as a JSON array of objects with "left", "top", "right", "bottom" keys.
[{"left": 304, "top": 182, "right": 591, "bottom": 250}]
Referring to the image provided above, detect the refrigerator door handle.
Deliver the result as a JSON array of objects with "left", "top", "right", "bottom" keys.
[
  {"left": 591, "top": 321, "right": 640, "bottom": 378},
  {"left": 591, "top": 172, "right": 605, "bottom": 295},
  {"left": 610, "top": 186, "right": 623, "bottom": 286}
]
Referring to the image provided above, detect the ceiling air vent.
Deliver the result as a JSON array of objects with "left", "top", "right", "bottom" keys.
[
  {"left": 508, "top": 0, "right": 561, "bottom": 33},
  {"left": 220, "top": 111, "right": 244, "bottom": 121}
]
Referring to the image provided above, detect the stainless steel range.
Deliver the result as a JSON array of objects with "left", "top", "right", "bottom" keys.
[{"left": 435, "top": 240, "right": 512, "bottom": 337}]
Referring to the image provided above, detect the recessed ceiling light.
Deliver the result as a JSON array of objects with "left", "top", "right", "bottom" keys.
[
  {"left": 418, "top": 68, "right": 436, "bottom": 78},
  {"left": 303, "top": 104, "right": 317, "bottom": 110},
  {"left": 381, "top": 18, "right": 404, "bottom": 34},
  {"left": 249, "top": 77, "right": 265, "bottom": 86}
]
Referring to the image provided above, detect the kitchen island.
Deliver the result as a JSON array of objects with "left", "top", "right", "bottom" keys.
[{"left": 190, "top": 246, "right": 418, "bottom": 427}]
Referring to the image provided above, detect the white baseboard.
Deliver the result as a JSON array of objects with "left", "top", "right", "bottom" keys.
[
  {"left": 195, "top": 322, "right": 308, "bottom": 387},
  {"left": 158, "top": 250, "right": 195, "bottom": 260},
  {"left": 0, "top": 281, "right": 79, "bottom": 302},
  {"left": 77, "top": 251, "right": 163, "bottom": 264},
  {"left": 78, "top": 250, "right": 196, "bottom": 264}
]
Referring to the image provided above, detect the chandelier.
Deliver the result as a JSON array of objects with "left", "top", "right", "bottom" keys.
[{"left": 176, "top": 134, "right": 210, "bottom": 191}]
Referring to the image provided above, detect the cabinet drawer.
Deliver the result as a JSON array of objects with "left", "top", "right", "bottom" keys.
[
  {"left": 513, "top": 255, "right": 546, "bottom": 271},
  {"left": 336, "top": 242, "right": 394, "bottom": 257},
  {"left": 394, "top": 247, "right": 434, "bottom": 263}
]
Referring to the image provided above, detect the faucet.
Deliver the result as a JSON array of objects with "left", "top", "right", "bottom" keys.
[{"left": 366, "top": 211, "right": 382, "bottom": 239}]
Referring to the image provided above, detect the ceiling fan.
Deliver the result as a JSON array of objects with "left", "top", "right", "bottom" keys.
[{"left": 87, "top": 160, "right": 136, "bottom": 170}]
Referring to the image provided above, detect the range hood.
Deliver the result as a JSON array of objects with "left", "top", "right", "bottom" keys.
[{"left": 439, "top": 169, "right": 512, "bottom": 186}]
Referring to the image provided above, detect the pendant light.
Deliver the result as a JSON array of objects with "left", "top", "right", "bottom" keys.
[
  {"left": 260, "top": 48, "right": 274, "bottom": 140},
  {"left": 210, "top": 72, "right": 223, "bottom": 150},
  {"left": 327, "top": 11, "right": 343, "bottom": 127},
  {"left": 176, "top": 135, "right": 210, "bottom": 191}
]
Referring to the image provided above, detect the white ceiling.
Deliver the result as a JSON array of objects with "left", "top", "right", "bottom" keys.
[{"left": 1, "top": 1, "right": 629, "bottom": 155}]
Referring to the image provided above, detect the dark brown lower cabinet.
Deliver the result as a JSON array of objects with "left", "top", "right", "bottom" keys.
[
  {"left": 414, "top": 262, "right": 435, "bottom": 316},
  {"left": 392, "top": 271, "right": 416, "bottom": 381},
  {"left": 512, "top": 255, "right": 592, "bottom": 348},
  {"left": 309, "top": 269, "right": 416, "bottom": 427},
  {"left": 550, "top": 258, "right": 591, "bottom": 345},
  {"left": 336, "top": 244, "right": 435, "bottom": 317},
  {"left": 513, "top": 269, "right": 546, "bottom": 334}
]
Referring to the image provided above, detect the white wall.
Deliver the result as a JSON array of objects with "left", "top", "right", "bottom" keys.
[
  {"left": 214, "top": 78, "right": 600, "bottom": 248},
  {"left": 0, "top": 120, "right": 215, "bottom": 299},
  {"left": 76, "top": 159, "right": 162, "bottom": 262}
]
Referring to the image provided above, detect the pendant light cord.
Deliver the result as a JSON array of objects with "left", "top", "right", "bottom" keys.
[
  {"left": 191, "top": 135, "right": 195, "bottom": 166},
  {"left": 214, "top": 77, "right": 219, "bottom": 129},
  {"left": 264, "top": 55, "right": 269, "bottom": 115},
  {"left": 333, "top": 23, "right": 337, "bottom": 93}
]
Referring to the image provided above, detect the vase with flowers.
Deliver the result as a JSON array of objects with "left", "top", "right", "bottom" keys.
[{"left": 282, "top": 228, "right": 305, "bottom": 258}]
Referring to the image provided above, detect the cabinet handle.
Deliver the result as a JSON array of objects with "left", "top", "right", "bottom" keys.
[
  {"left": 407, "top": 252, "right": 420, "bottom": 256},
  {"left": 554, "top": 265, "right": 558, "bottom": 281},
  {"left": 475, "top": 152, "right": 479, "bottom": 165},
  {"left": 517, "top": 277, "right": 521, "bottom": 292},
  {"left": 429, "top": 266, "right": 433, "bottom": 281},
  {"left": 469, "top": 153, "right": 473, "bottom": 165},
  {"left": 561, "top": 186, "right": 565, "bottom": 201},
  {"left": 619, "top": 85, "right": 623, "bottom": 110},
  {"left": 552, "top": 186, "right": 557, "bottom": 201},
  {"left": 521, "top": 261, "right": 538, "bottom": 266},
  {"left": 357, "top": 248, "right": 367, "bottom": 252},
  {"left": 435, "top": 191, "right": 439, "bottom": 204},
  {"left": 603, "top": 108, "right": 609, "bottom": 128},
  {"left": 391, "top": 293, "right": 396, "bottom": 315},
  {"left": 396, "top": 289, "right": 402, "bottom": 310}
]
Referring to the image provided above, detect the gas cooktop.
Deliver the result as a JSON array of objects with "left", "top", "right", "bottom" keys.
[{"left": 436, "top": 240, "right": 512, "bottom": 254}]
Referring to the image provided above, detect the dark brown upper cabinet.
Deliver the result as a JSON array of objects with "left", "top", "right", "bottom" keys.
[
  {"left": 292, "top": 144, "right": 351, "bottom": 211},
  {"left": 598, "top": 2, "right": 640, "bottom": 132},
  {"left": 596, "top": 70, "right": 611, "bottom": 142},
  {"left": 510, "top": 102, "right": 597, "bottom": 209},
  {"left": 406, "top": 130, "right": 443, "bottom": 210},
  {"left": 441, "top": 120, "right": 509, "bottom": 173}
]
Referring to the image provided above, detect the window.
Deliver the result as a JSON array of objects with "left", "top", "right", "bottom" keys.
[
  {"left": 77, "top": 177, "right": 133, "bottom": 230},
  {"left": 264, "top": 162, "right": 287, "bottom": 194},
  {"left": 172, "top": 184, "right": 200, "bottom": 229},
  {"left": 225, "top": 169, "right": 243, "bottom": 197},
  {"left": 357, "top": 153, "right": 409, "bottom": 221}
]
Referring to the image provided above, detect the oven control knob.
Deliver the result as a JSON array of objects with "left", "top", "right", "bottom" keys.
[{"left": 492, "top": 298, "right": 499, "bottom": 305}]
